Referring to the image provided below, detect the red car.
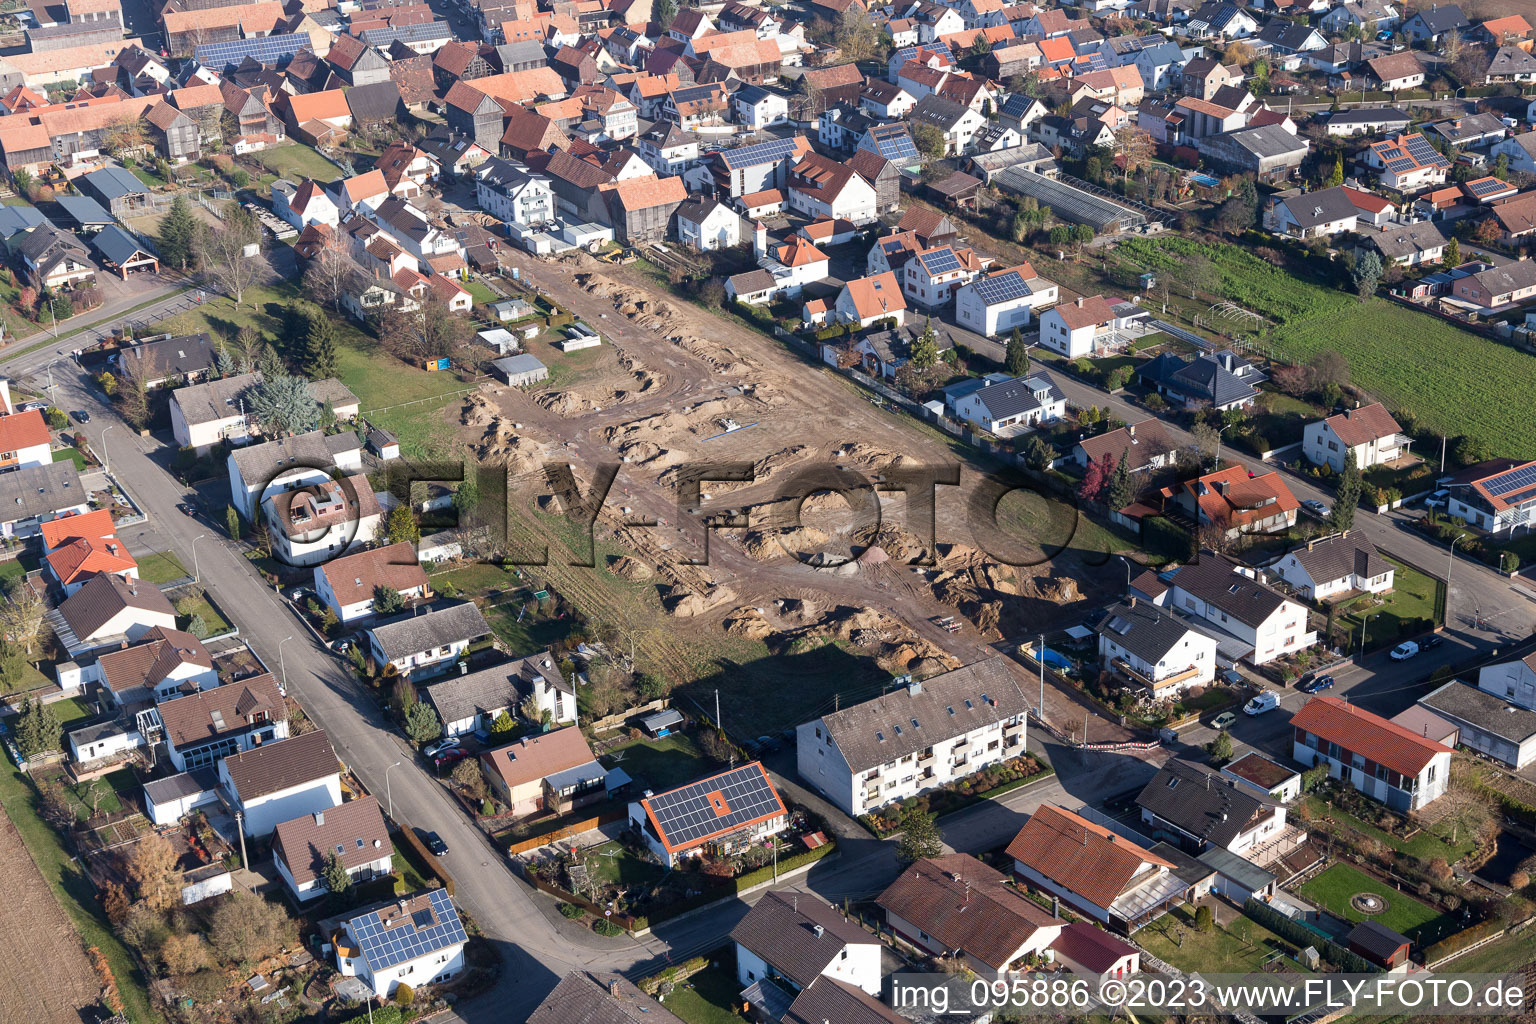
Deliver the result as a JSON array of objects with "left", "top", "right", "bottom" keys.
[{"left": 432, "top": 747, "right": 468, "bottom": 769}]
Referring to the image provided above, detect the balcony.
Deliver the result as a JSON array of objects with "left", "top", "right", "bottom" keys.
[{"left": 1112, "top": 657, "right": 1203, "bottom": 695}]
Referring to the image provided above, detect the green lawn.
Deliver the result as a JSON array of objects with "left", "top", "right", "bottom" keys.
[
  {"left": 1434, "top": 928, "right": 1528, "bottom": 974},
  {"left": 248, "top": 144, "right": 343, "bottom": 185},
  {"left": 393, "top": 840, "right": 433, "bottom": 894},
  {"left": 0, "top": 558, "right": 25, "bottom": 587},
  {"left": 580, "top": 839, "right": 665, "bottom": 889},
  {"left": 173, "top": 593, "right": 230, "bottom": 636},
  {"left": 1115, "top": 237, "right": 1536, "bottom": 457},
  {"left": 135, "top": 551, "right": 188, "bottom": 584},
  {"left": 52, "top": 697, "right": 93, "bottom": 724},
  {"left": 601, "top": 733, "right": 714, "bottom": 794},
  {"left": 52, "top": 447, "right": 87, "bottom": 471},
  {"left": 1137, "top": 904, "right": 1308, "bottom": 974},
  {"left": 430, "top": 562, "right": 527, "bottom": 596},
  {"left": 1300, "top": 796, "right": 1476, "bottom": 865},
  {"left": 482, "top": 601, "right": 576, "bottom": 656},
  {"left": 0, "top": 657, "right": 52, "bottom": 697},
  {"left": 652, "top": 964, "right": 750, "bottom": 1024},
  {"left": 1296, "top": 863, "right": 1446, "bottom": 943},
  {"left": 1339, "top": 558, "right": 1443, "bottom": 651},
  {"left": 64, "top": 768, "right": 135, "bottom": 820},
  {"left": 0, "top": 764, "right": 159, "bottom": 1022},
  {"left": 465, "top": 279, "right": 497, "bottom": 306}
]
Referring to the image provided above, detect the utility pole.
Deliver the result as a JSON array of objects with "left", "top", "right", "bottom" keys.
[
  {"left": 714, "top": 688, "right": 720, "bottom": 727},
  {"left": 1037, "top": 634, "right": 1045, "bottom": 720},
  {"left": 385, "top": 760, "right": 401, "bottom": 819},
  {"left": 235, "top": 811, "right": 248, "bottom": 875},
  {"left": 1440, "top": 435, "right": 1447, "bottom": 474}
]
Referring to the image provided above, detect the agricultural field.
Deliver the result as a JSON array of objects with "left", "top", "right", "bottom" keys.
[{"left": 1114, "top": 237, "right": 1536, "bottom": 456}]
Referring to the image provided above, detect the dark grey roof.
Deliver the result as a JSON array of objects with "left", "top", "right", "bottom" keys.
[
  {"left": 1167, "top": 558, "right": 1290, "bottom": 629},
  {"left": 818, "top": 658, "right": 1029, "bottom": 772},
  {"left": 0, "top": 204, "right": 46, "bottom": 241},
  {"left": 1096, "top": 600, "right": 1205, "bottom": 665},
  {"left": 728, "top": 892, "right": 876, "bottom": 987},
  {"left": 676, "top": 197, "right": 731, "bottom": 225},
  {"left": 1286, "top": 532, "right": 1391, "bottom": 587},
  {"left": 1407, "top": 3, "right": 1467, "bottom": 33},
  {"left": 728, "top": 268, "right": 776, "bottom": 294},
  {"left": 1197, "top": 846, "right": 1276, "bottom": 891},
  {"left": 1136, "top": 758, "right": 1277, "bottom": 849},
  {"left": 92, "top": 225, "right": 154, "bottom": 266},
  {"left": 1428, "top": 111, "right": 1506, "bottom": 143},
  {"left": 1366, "top": 219, "right": 1447, "bottom": 260},
  {"left": 17, "top": 223, "right": 88, "bottom": 263},
  {"left": 1348, "top": 920, "right": 1411, "bottom": 959},
  {"left": 1149, "top": 840, "right": 1218, "bottom": 886},
  {"left": 423, "top": 662, "right": 522, "bottom": 726},
  {"left": 142, "top": 767, "right": 219, "bottom": 806},
  {"left": 1486, "top": 46, "right": 1536, "bottom": 78},
  {"left": 909, "top": 93, "right": 972, "bottom": 132},
  {"left": 368, "top": 602, "right": 490, "bottom": 662},
  {"left": 1257, "top": 21, "right": 1318, "bottom": 50},
  {"left": 497, "top": 41, "right": 549, "bottom": 67},
  {"left": 1278, "top": 185, "right": 1359, "bottom": 229},
  {"left": 968, "top": 371, "right": 1066, "bottom": 421},
  {"left": 345, "top": 81, "right": 404, "bottom": 122},
  {"left": 1220, "top": 123, "right": 1310, "bottom": 160},
  {"left": 119, "top": 333, "right": 215, "bottom": 380},
  {"left": 79, "top": 166, "right": 147, "bottom": 203},
  {"left": 477, "top": 157, "right": 543, "bottom": 192},
  {"left": 783, "top": 978, "right": 906, "bottom": 1024},
  {"left": 1326, "top": 106, "right": 1410, "bottom": 127},
  {"left": 1420, "top": 681, "right": 1536, "bottom": 744},
  {"left": 528, "top": 973, "right": 687, "bottom": 1024},
  {"left": 1167, "top": 353, "right": 1261, "bottom": 407},
  {"left": 230, "top": 430, "right": 338, "bottom": 482},
  {"left": 0, "top": 460, "right": 84, "bottom": 523},
  {"left": 222, "top": 730, "right": 339, "bottom": 800}
]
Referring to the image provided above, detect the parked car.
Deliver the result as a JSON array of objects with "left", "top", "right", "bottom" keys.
[
  {"left": 423, "top": 831, "right": 448, "bottom": 857},
  {"left": 1425, "top": 489, "right": 1450, "bottom": 510},
  {"left": 1300, "top": 674, "right": 1335, "bottom": 693},
  {"left": 177, "top": 502, "right": 198, "bottom": 517},
  {"left": 423, "top": 738, "right": 463, "bottom": 759},
  {"left": 432, "top": 747, "right": 469, "bottom": 768},
  {"left": 332, "top": 639, "right": 352, "bottom": 654},
  {"left": 1211, "top": 711, "right": 1237, "bottom": 730},
  {"left": 71, "top": 409, "right": 90, "bottom": 423},
  {"left": 1422, "top": 635, "right": 1444, "bottom": 649},
  {"left": 1244, "top": 691, "right": 1280, "bottom": 716},
  {"left": 1301, "top": 499, "right": 1330, "bottom": 519},
  {"left": 1390, "top": 641, "right": 1419, "bottom": 661}
]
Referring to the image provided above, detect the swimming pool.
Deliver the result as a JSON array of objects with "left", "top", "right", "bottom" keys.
[{"left": 1188, "top": 173, "right": 1221, "bottom": 187}]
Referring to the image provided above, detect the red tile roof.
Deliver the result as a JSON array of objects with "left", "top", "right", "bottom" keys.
[
  {"left": 0, "top": 409, "right": 50, "bottom": 455},
  {"left": 1291, "top": 696, "right": 1450, "bottom": 777},
  {"left": 1006, "top": 804, "right": 1172, "bottom": 911}
]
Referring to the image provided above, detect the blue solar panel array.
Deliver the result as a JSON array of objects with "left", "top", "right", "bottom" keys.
[
  {"left": 920, "top": 247, "right": 960, "bottom": 275},
  {"left": 644, "top": 764, "right": 782, "bottom": 848},
  {"left": 359, "top": 22, "right": 451, "bottom": 46},
  {"left": 1465, "top": 177, "right": 1508, "bottom": 198},
  {"left": 348, "top": 889, "right": 467, "bottom": 972},
  {"left": 866, "top": 124, "right": 918, "bottom": 161},
  {"left": 971, "top": 269, "right": 1033, "bottom": 305},
  {"left": 718, "top": 135, "right": 804, "bottom": 170},
  {"left": 1489, "top": 464, "right": 1536, "bottom": 502},
  {"left": 195, "top": 33, "right": 311, "bottom": 70}
]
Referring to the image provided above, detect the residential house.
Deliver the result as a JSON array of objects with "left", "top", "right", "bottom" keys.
[
  {"left": 475, "top": 158, "right": 554, "bottom": 227},
  {"left": 1324, "top": 107, "right": 1412, "bottom": 137},
  {"left": 226, "top": 429, "right": 364, "bottom": 522},
  {"left": 954, "top": 263, "right": 1058, "bottom": 336},
  {"left": 314, "top": 542, "right": 430, "bottom": 624},
  {"left": 1263, "top": 186, "right": 1360, "bottom": 238},
  {"left": 116, "top": 332, "right": 216, "bottom": 389},
  {"left": 1446, "top": 458, "right": 1536, "bottom": 534},
  {"left": 823, "top": 319, "right": 956, "bottom": 379},
  {"left": 1189, "top": 1, "right": 1258, "bottom": 37},
  {"left": 908, "top": 94, "right": 986, "bottom": 155},
  {"left": 41, "top": 508, "right": 137, "bottom": 595},
  {"left": 1426, "top": 112, "right": 1509, "bottom": 151},
  {"left": 1222, "top": 751, "right": 1303, "bottom": 803},
  {"left": 1136, "top": 758, "right": 1287, "bottom": 856},
  {"left": 710, "top": 135, "right": 812, "bottom": 197},
  {"left": 272, "top": 797, "right": 392, "bottom": 902},
  {"left": 797, "top": 658, "right": 1029, "bottom": 817},
  {"left": 1302, "top": 402, "right": 1410, "bottom": 471},
  {"left": 1256, "top": 21, "right": 1325, "bottom": 54},
  {"left": 675, "top": 198, "right": 742, "bottom": 251},
  {"left": 1179, "top": 56, "right": 1235, "bottom": 100},
  {"left": 159, "top": 672, "right": 287, "bottom": 772},
  {"left": 877, "top": 853, "right": 1062, "bottom": 978},
  {"left": 1359, "top": 219, "right": 1448, "bottom": 267},
  {"left": 1479, "top": 651, "right": 1536, "bottom": 709},
  {"left": 847, "top": 150, "right": 901, "bottom": 215},
  {"left": 1321, "top": 0, "right": 1399, "bottom": 33},
  {"left": 0, "top": 461, "right": 88, "bottom": 538},
  {"left": 1038, "top": 294, "right": 1123, "bottom": 358},
  {"left": 1365, "top": 134, "right": 1449, "bottom": 192},
  {"left": 219, "top": 729, "right": 342, "bottom": 837},
  {"left": 730, "top": 892, "right": 881, "bottom": 1021},
  {"left": 733, "top": 84, "right": 787, "bottom": 130},
  {"left": 636, "top": 121, "right": 699, "bottom": 177},
  {"left": 95, "top": 625, "right": 215, "bottom": 709},
  {"left": 1007, "top": 804, "right": 1184, "bottom": 932},
  {"left": 527, "top": 974, "right": 686, "bottom": 1024},
  {"left": 1161, "top": 557, "right": 1315, "bottom": 665},
  {"left": 1491, "top": 133, "right": 1536, "bottom": 176},
  {"left": 1137, "top": 350, "right": 1263, "bottom": 411},
  {"left": 333, "top": 889, "right": 468, "bottom": 997},
  {"left": 950, "top": 372, "right": 1067, "bottom": 435},
  {"left": 17, "top": 224, "right": 94, "bottom": 289},
  {"left": 1402, "top": 4, "right": 1468, "bottom": 44},
  {"left": 861, "top": 79, "right": 917, "bottom": 120},
  {"left": 273, "top": 179, "right": 341, "bottom": 231},
  {"left": 55, "top": 573, "right": 177, "bottom": 657},
  {"left": 629, "top": 762, "right": 787, "bottom": 868},
  {"left": 421, "top": 656, "right": 551, "bottom": 738},
  {"left": 902, "top": 244, "right": 984, "bottom": 309},
  {"left": 480, "top": 726, "right": 605, "bottom": 816},
  {"left": 0, "top": 408, "right": 52, "bottom": 471},
  {"left": 785, "top": 153, "right": 878, "bottom": 226},
  {"left": 1272, "top": 533, "right": 1395, "bottom": 601},
  {"left": 833, "top": 272, "right": 907, "bottom": 328},
  {"left": 1096, "top": 600, "right": 1220, "bottom": 697},
  {"left": 1450, "top": 260, "right": 1536, "bottom": 313},
  {"left": 1172, "top": 463, "right": 1299, "bottom": 537},
  {"left": 1292, "top": 695, "right": 1451, "bottom": 810},
  {"left": 1073, "top": 420, "right": 1179, "bottom": 476},
  {"left": 1419, "top": 681, "right": 1536, "bottom": 770},
  {"left": 1196, "top": 124, "right": 1308, "bottom": 182},
  {"left": 1051, "top": 923, "right": 1141, "bottom": 981},
  {"left": 1364, "top": 51, "right": 1425, "bottom": 92},
  {"left": 365, "top": 602, "right": 490, "bottom": 681},
  {"left": 263, "top": 475, "right": 381, "bottom": 568}
]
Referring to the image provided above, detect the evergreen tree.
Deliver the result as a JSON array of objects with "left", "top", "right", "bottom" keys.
[
  {"left": 1444, "top": 237, "right": 1460, "bottom": 267},
  {"left": 384, "top": 503, "right": 420, "bottom": 546},
  {"left": 1005, "top": 327, "right": 1030, "bottom": 376},
  {"left": 1330, "top": 459, "right": 1362, "bottom": 533},
  {"left": 910, "top": 318, "right": 938, "bottom": 369},
  {"left": 404, "top": 702, "right": 441, "bottom": 744},
  {"left": 157, "top": 195, "right": 197, "bottom": 271},
  {"left": 1206, "top": 729, "right": 1233, "bottom": 764},
  {"left": 322, "top": 851, "right": 352, "bottom": 896},
  {"left": 372, "top": 586, "right": 406, "bottom": 614},
  {"left": 1106, "top": 450, "right": 1135, "bottom": 510},
  {"left": 225, "top": 505, "right": 240, "bottom": 541},
  {"left": 1324, "top": 154, "right": 1343, "bottom": 188},
  {"left": 301, "top": 308, "right": 338, "bottom": 380},
  {"left": 13, "top": 694, "right": 60, "bottom": 756},
  {"left": 895, "top": 806, "right": 943, "bottom": 865}
]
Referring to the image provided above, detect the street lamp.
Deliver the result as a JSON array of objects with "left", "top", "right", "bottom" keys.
[
  {"left": 1447, "top": 533, "right": 1466, "bottom": 629},
  {"left": 1121, "top": 555, "right": 1134, "bottom": 590},
  {"left": 190, "top": 534, "right": 207, "bottom": 583},
  {"left": 1357, "top": 611, "right": 1379, "bottom": 658},
  {"left": 384, "top": 760, "right": 401, "bottom": 820},
  {"left": 1214, "top": 421, "right": 1236, "bottom": 471},
  {"left": 277, "top": 634, "right": 294, "bottom": 694},
  {"left": 99, "top": 424, "right": 116, "bottom": 476}
]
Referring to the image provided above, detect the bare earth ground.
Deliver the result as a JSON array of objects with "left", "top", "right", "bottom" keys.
[
  {"left": 447, "top": 248, "right": 1141, "bottom": 742},
  {"left": 0, "top": 806, "right": 102, "bottom": 1024}
]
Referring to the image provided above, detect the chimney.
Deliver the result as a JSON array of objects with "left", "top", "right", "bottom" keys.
[
  {"left": 314, "top": 810, "right": 325, "bottom": 825},
  {"left": 1222, "top": 352, "right": 1234, "bottom": 371},
  {"left": 1307, "top": 538, "right": 1315, "bottom": 550},
  {"left": 813, "top": 924, "right": 825, "bottom": 939},
  {"left": 1052, "top": 895, "right": 1060, "bottom": 918},
  {"left": 609, "top": 979, "right": 620, "bottom": 997},
  {"left": 1129, "top": 596, "right": 1137, "bottom": 607},
  {"left": 459, "top": 661, "right": 468, "bottom": 675},
  {"left": 1075, "top": 296, "right": 1084, "bottom": 307},
  {"left": 1127, "top": 423, "right": 1136, "bottom": 438}
]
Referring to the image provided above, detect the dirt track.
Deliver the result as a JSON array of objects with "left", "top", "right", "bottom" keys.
[{"left": 0, "top": 804, "right": 103, "bottom": 1024}]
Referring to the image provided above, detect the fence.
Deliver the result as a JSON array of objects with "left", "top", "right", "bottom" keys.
[
  {"left": 505, "top": 808, "right": 625, "bottom": 855},
  {"left": 393, "top": 824, "right": 455, "bottom": 895},
  {"left": 586, "top": 698, "right": 669, "bottom": 735}
]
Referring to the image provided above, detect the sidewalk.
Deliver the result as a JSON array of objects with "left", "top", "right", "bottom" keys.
[{"left": 0, "top": 278, "right": 194, "bottom": 367}]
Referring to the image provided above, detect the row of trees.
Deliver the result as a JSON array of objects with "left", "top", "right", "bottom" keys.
[{"left": 157, "top": 197, "right": 264, "bottom": 308}]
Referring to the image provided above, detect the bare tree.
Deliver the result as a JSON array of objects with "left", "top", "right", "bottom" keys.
[
  {"left": 0, "top": 576, "right": 47, "bottom": 656},
  {"left": 100, "top": 113, "right": 147, "bottom": 158},
  {"left": 301, "top": 227, "right": 351, "bottom": 312},
  {"left": 373, "top": 294, "right": 472, "bottom": 365},
  {"left": 194, "top": 206, "right": 263, "bottom": 308}
]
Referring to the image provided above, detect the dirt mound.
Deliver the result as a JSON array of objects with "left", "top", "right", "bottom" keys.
[
  {"left": 740, "top": 525, "right": 831, "bottom": 561},
  {"left": 607, "top": 555, "right": 654, "bottom": 582},
  {"left": 753, "top": 444, "right": 811, "bottom": 481},
  {"left": 855, "top": 524, "right": 930, "bottom": 563},
  {"left": 662, "top": 584, "right": 737, "bottom": 618},
  {"left": 461, "top": 393, "right": 499, "bottom": 428},
  {"left": 1017, "top": 573, "right": 1081, "bottom": 604},
  {"left": 722, "top": 606, "right": 775, "bottom": 641},
  {"left": 856, "top": 545, "right": 889, "bottom": 564},
  {"left": 537, "top": 390, "right": 596, "bottom": 416},
  {"left": 619, "top": 441, "right": 685, "bottom": 469},
  {"left": 778, "top": 597, "right": 818, "bottom": 623}
]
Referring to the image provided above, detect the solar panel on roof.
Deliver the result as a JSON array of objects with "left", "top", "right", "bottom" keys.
[
  {"left": 1465, "top": 178, "right": 1507, "bottom": 198},
  {"left": 1384, "top": 157, "right": 1416, "bottom": 173},
  {"left": 1489, "top": 465, "right": 1536, "bottom": 500},
  {"left": 194, "top": 33, "right": 309, "bottom": 69},
  {"left": 923, "top": 249, "right": 961, "bottom": 275},
  {"left": 971, "top": 270, "right": 1032, "bottom": 305},
  {"left": 644, "top": 764, "right": 782, "bottom": 848},
  {"left": 718, "top": 135, "right": 802, "bottom": 169},
  {"left": 348, "top": 890, "right": 467, "bottom": 972}
]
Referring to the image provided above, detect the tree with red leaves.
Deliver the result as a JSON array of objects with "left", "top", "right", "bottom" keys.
[{"left": 1078, "top": 454, "right": 1106, "bottom": 503}]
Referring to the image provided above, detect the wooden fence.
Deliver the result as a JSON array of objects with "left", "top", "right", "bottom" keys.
[
  {"left": 586, "top": 699, "right": 670, "bottom": 735},
  {"left": 505, "top": 808, "right": 625, "bottom": 855},
  {"left": 393, "top": 824, "right": 455, "bottom": 896}
]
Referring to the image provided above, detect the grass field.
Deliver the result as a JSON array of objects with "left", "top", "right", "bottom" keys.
[
  {"left": 1339, "top": 557, "right": 1443, "bottom": 651},
  {"left": 135, "top": 551, "right": 188, "bottom": 584},
  {"left": 601, "top": 733, "right": 713, "bottom": 794},
  {"left": 1114, "top": 237, "right": 1536, "bottom": 456},
  {"left": 247, "top": 145, "right": 343, "bottom": 186},
  {"left": 1300, "top": 796, "right": 1477, "bottom": 865},
  {"left": 652, "top": 962, "right": 750, "bottom": 1024},
  {"left": 173, "top": 593, "right": 230, "bottom": 636},
  {"left": 52, "top": 697, "right": 92, "bottom": 724},
  {"left": 581, "top": 839, "right": 665, "bottom": 889},
  {"left": 0, "top": 764, "right": 159, "bottom": 1023},
  {"left": 1297, "top": 863, "right": 1449, "bottom": 943},
  {"left": 1137, "top": 904, "right": 1307, "bottom": 974},
  {"left": 393, "top": 840, "right": 433, "bottom": 893},
  {"left": 52, "top": 447, "right": 87, "bottom": 471},
  {"left": 465, "top": 279, "right": 497, "bottom": 306},
  {"left": 64, "top": 769, "right": 136, "bottom": 820}
]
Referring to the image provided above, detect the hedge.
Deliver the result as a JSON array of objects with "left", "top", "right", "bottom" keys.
[
  {"left": 638, "top": 955, "right": 710, "bottom": 996},
  {"left": 336, "top": 1007, "right": 404, "bottom": 1024},
  {"left": 1243, "top": 897, "right": 1375, "bottom": 973},
  {"left": 731, "top": 839, "right": 836, "bottom": 893},
  {"left": 1422, "top": 919, "right": 1505, "bottom": 966}
]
